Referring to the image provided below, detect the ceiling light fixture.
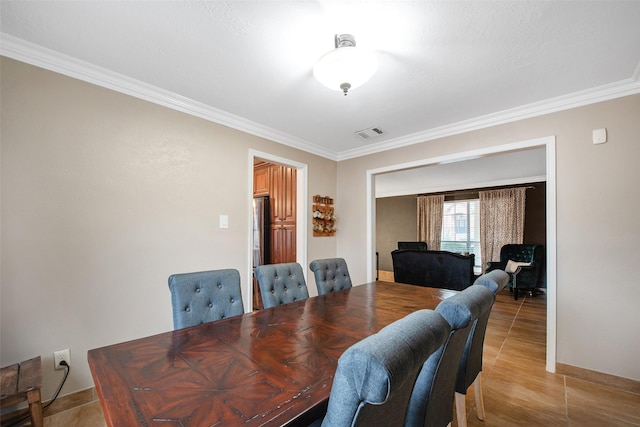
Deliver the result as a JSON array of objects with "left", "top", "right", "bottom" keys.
[{"left": 313, "top": 34, "right": 378, "bottom": 96}]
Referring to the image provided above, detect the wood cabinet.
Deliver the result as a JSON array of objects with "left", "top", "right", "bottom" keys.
[
  {"left": 253, "top": 163, "right": 270, "bottom": 196},
  {"left": 253, "top": 162, "right": 297, "bottom": 310},
  {"left": 270, "top": 165, "right": 296, "bottom": 265},
  {"left": 270, "top": 165, "right": 296, "bottom": 223},
  {"left": 270, "top": 223, "right": 296, "bottom": 264},
  {"left": 253, "top": 163, "right": 296, "bottom": 264}
]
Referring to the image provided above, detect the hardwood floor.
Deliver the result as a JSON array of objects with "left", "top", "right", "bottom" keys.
[{"left": 23, "top": 287, "right": 640, "bottom": 426}]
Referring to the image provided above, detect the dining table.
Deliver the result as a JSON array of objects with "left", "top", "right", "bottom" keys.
[{"left": 88, "top": 281, "right": 457, "bottom": 427}]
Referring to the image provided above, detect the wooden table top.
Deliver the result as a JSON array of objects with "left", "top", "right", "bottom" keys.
[{"left": 88, "top": 281, "right": 456, "bottom": 427}]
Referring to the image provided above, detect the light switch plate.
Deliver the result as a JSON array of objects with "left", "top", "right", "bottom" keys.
[
  {"left": 592, "top": 128, "right": 607, "bottom": 144},
  {"left": 219, "top": 215, "right": 228, "bottom": 229}
]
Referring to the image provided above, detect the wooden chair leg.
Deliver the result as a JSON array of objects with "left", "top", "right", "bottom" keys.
[
  {"left": 474, "top": 375, "right": 486, "bottom": 421},
  {"left": 27, "top": 388, "right": 43, "bottom": 427},
  {"left": 455, "top": 392, "right": 467, "bottom": 427}
]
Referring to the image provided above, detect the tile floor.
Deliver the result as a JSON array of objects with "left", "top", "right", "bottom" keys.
[
  {"left": 13, "top": 288, "right": 640, "bottom": 426},
  {"left": 457, "top": 290, "right": 640, "bottom": 427}
]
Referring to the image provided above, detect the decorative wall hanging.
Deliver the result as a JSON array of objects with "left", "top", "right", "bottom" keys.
[{"left": 313, "top": 195, "right": 336, "bottom": 236}]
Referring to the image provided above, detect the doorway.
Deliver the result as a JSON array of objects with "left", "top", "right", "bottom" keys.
[
  {"left": 365, "top": 135, "right": 557, "bottom": 372},
  {"left": 248, "top": 150, "right": 308, "bottom": 311}
]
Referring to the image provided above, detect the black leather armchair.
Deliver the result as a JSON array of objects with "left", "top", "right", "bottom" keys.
[{"left": 486, "top": 244, "right": 544, "bottom": 300}]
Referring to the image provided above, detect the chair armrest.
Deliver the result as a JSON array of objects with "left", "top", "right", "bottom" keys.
[
  {"left": 512, "top": 264, "right": 535, "bottom": 274},
  {"left": 486, "top": 261, "right": 506, "bottom": 272}
]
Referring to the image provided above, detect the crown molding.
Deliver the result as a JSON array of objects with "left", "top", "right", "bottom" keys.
[
  {"left": 2, "top": 33, "right": 638, "bottom": 163},
  {"left": 337, "top": 69, "right": 640, "bottom": 161},
  {"left": 0, "top": 33, "right": 339, "bottom": 161},
  {"left": 338, "top": 72, "right": 640, "bottom": 161}
]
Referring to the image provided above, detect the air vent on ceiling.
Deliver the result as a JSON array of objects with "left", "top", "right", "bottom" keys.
[{"left": 355, "top": 126, "right": 385, "bottom": 140}]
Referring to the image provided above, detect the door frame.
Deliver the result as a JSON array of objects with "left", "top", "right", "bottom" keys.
[
  {"left": 365, "top": 135, "right": 557, "bottom": 372},
  {"left": 248, "top": 150, "right": 308, "bottom": 311}
]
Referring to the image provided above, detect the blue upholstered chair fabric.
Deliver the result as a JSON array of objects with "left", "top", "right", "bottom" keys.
[
  {"left": 168, "top": 269, "right": 244, "bottom": 330},
  {"left": 472, "top": 269, "right": 509, "bottom": 295},
  {"left": 405, "top": 285, "right": 495, "bottom": 427},
  {"left": 309, "top": 258, "right": 353, "bottom": 296},
  {"left": 319, "top": 310, "right": 450, "bottom": 427},
  {"left": 453, "top": 271, "right": 509, "bottom": 427},
  {"left": 254, "top": 262, "right": 309, "bottom": 309}
]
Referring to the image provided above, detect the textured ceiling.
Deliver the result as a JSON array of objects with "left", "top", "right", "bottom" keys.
[{"left": 1, "top": 1, "right": 640, "bottom": 160}]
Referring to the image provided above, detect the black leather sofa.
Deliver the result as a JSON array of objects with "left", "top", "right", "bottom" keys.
[
  {"left": 391, "top": 249, "right": 475, "bottom": 291},
  {"left": 397, "top": 241, "right": 428, "bottom": 251}
]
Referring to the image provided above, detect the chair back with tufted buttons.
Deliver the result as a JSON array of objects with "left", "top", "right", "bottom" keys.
[
  {"left": 405, "top": 285, "right": 495, "bottom": 427},
  {"left": 316, "top": 309, "right": 450, "bottom": 427},
  {"left": 168, "top": 269, "right": 244, "bottom": 330},
  {"left": 453, "top": 271, "right": 509, "bottom": 427},
  {"left": 254, "top": 262, "right": 309, "bottom": 309},
  {"left": 309, "top": 258, "right": 352, "bottom": 296}
]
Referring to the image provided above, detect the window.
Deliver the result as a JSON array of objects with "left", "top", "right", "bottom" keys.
[{"left": 441, "top": 199, "right": 481, "bottom": 274}]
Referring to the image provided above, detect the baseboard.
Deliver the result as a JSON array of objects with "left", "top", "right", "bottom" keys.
[
  {"left": 377, "top": 270, "right": 395, "bottom": 282},
  {"left": 0, "top": 386, "right": 99, "bottom": 424},
  {"left": 45, "top": 386, "right": 99, "bottom": 416},
  {"left": 556, "top": 363, "right": 640, "bottom": 395}
]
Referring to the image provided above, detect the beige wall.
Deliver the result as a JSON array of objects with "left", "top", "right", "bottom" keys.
[
  {"left": 338, "top": 94, "right": 640, "bottom": 381},
  {"left": 0, "top": 57, "right": 337, "bottom": 398},
  {"left": 376, "top": 196, "right": 417, "bottom": 271},
  {"left": 2, "top": 55, "right": 639, "bottom": 402}
]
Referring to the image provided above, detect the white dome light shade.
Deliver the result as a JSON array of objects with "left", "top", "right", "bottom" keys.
[{"left": 313, "top": 35, "right": 378, "bottom": 96}]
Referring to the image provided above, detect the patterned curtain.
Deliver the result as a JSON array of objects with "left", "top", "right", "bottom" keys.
[
  {"left": 417, "top": 195, "right": 444, "bottom": 250},
  {"left": 479, "top": 187, "right": 526, "bottom": 271}
]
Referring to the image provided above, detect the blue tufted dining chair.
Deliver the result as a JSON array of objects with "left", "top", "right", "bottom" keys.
[
  {"left": 405, "top": 285, "right": 495, "bottom": 427},
  {"left": 168, "top": 269, "right": 244, "bottom": 330},
  {"left": 453, "top": 270, "right": 509, "bottom": 427},
  {"left": 472, "top": 269, "right": 510, "bottom": 295},
  {"left": 316, "top": 309, "right": 450, "bottom": 427},
  {"left": 309, "top": 258, "right": 353, "bottom": 296},
  {"left": 254, "top": 262, "right": 309, "bottom": 309}
]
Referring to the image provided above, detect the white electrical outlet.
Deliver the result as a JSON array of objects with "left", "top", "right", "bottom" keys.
[{"left": 54, "top": 349, "right": 71, "bottom": 370}]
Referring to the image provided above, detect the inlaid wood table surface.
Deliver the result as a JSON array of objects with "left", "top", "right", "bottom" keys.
[{"left": 88, "top": 281, "right": 456, "bottom": 427}]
